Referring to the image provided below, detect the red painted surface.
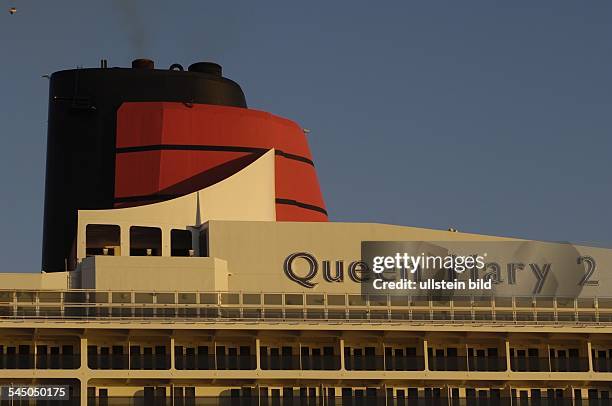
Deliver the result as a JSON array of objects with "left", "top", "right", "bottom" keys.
[
  {"left": 115, "top": 102, "right": 327, "bottom": 221},
  {"left": 275, "top": 204, "right": 328, "bottom": 222},
  {"left": 115, "top": 150, "right": 254, "bottom": 198}
]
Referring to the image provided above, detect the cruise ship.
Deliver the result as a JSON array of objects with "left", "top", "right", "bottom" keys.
[{"left": 0, "top": 58, "right": 611, "bottom": 406}]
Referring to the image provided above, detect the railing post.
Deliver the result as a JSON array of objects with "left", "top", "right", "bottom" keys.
[
  {"left": 505, "top": 339, "right": 511, "bottom": 372},
  {"left": 503, "top": 385, "right": 513, "bottom": 406},
  {"left": 383, "top": 383, "right": 388, "bottom": 406},
  {"left": 80, "top": 377, "right": 88, "bottom": 406},
  {"left": 80, "top": 336, "right": 88, "bottom": 370},
  {"left": 340, "top": 338, "right": 346, "bottom": 371},
  {"left": 33, "top": 336, "right": 37, "bottom": 369},
  {"left": 170, "top": 336, "right": 175, "bottom": 370},
  {"left": 587, "top": 340, "right": 593, "bottom": 372},
  {"left": 213, "top": 339, "right": 217, "bottom": 370},
  {"left": 381, "top": 339, "right": 386, "bottom": 371},
  {"left": 298, "top": 342, "right": 302, "bottom": 371},
  {"left": 423, "top": 338, "right": 429, "bottom": 371},
  {"left": 11, "top": 290, "right": 16, "bottom": 318},
  {"left": 255, "top": 338, "right": 261, "bottom": 370}
]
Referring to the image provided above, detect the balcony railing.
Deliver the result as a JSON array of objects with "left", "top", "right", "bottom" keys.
[
  {"left": 594, "top": 357, "right": 612, "bottom": 372},
  {"left": 35, "top": 354, "right": 80, "bottom": 369},
  {"left": 260, "top": 355, "right": 341, "bottom": 370},
  {"left": 88, "top": 354, "right": 171, "bottom": 370},
  {"left": 0, "top": 350, "right": 601, "bottom": 374},
  {"left": 385, "top": 356, "right": 425, "bottom": 371},
  {"left": 344, "top": 355, "right": 427, "bottom": 371},
  {"left": 215, "top": 355, "right": 256, "bottom": 370},
  {"left": 0, "top": 353, "right": 80, "bottom": 369},
  {"left": 174, "top": 354, "right": 256, "bottom": 370},
  {"left": 0, "top": 353, "right": 34, "bottom": 369},
  {"left": 428, "top": 356, "right": 506, "bottom": 372},
  {"left": 345, "top": 355, "right": 384, "bottom": 371},
  {"left": 510, "top": 357, "right": 589, "bottom": 372},
  {"left": 549, "top": 357, "right": 589, "bottom": 372},
  {"left": 467, "top": 357, "right": 507, "bottom": 372},
  {"left": 175, "top": 354, "right": 215, "bottom": 370},
  {"left": 301, "top": 355, "right": 342, "bottom": 370}
]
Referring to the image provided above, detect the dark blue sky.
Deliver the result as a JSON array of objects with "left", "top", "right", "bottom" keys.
[{"left": 1, "top": 1, "right": 610, "bottom": 272}]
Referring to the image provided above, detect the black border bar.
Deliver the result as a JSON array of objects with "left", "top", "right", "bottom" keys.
[{"left": 116, "top": 144, "right": 314, "bottom": 166}]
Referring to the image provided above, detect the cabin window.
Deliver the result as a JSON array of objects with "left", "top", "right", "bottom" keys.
[
  {"left": 243, "top": 294, "right": 261, "bottom": 305},
  {"left": 328, "top": 295, "right": 346, "bottom": 306},
  {"left": 306, "top": 294, "right": 324, "bottom": 306},
  {"left": 557, "top": 298, "right": 576, "bottom": 308},
  {"left": 348, "top": 295, "right": 366, "bottom": 306},
  {"left": 86, "top": 224, "right": 120, "bottom": 256},
  {"left": 535, "top": 297, "right": 554, "bottom": 308},
  {"left": 171, "top": 229, "right": 193, "bottom": 257},
  {"left": 129, "top": 226, "right": 161, "bottom": 256},
  {"left": 390, "top": 296, "right": 409, "bottom": 306},
  {"left": 264, "top": 294, "right": 282, "bottom": 305},
  {"left": 577, "top": 298, "right": 595, "bottom": 309},
  {"left": 494, "top": 297, "right": 512, "bottom": 307},
  {"left": 285, "top": 294, "right": 303, "bottom": 306},
  {"left": 157, "top": 293, "right": 175, "bottom": 304},
  {"left": 221, "top": 293, "right": 240, "bottom": 305},
  {"left": 369, "top": 295, "right": 387, "bottom": 306},
  {"left": 200, "top": 293, "right": 217, "bottom": 305},
  {"left": 135, "top": 293, "right": 154, "bottom": 304},
  {"left": 112, "top": 292, "right": 131, "bottom": 304},
  {"left": 178, "top": 293, "right": 196, "bottom": 304}
]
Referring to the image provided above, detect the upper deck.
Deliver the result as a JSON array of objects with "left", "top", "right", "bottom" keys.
[{"left": 1, "top": 289, "right": 612, "bottom": 331}]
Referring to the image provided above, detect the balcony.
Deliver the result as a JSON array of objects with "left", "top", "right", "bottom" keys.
[
  {"left": 467, "top": 357, "right": 507, "bottom": 372},
  {"left": 385, "top": 356, "right": 425, "bottom": 371},
  {"left": 175, "top": 354, "right": 215, "bottom": 370},
  {"left": 510, "top": 357, "right": 589, "bottom": 372},
  {"left": 345, "top": 355, "right": 384, "bottom": 371},
  {"left": 215, "top": 354, "right": 256, "bottom": 370},
  {"left": 0, "top": 353, "right": 81, "bottom": 369},
  {"left": 0, "top": 353, "right": 34, "bottom": 369},
  {"left": 301, "top": 354, "right": 341, "bottom": 370},
  {"left": 0, "top": 353, "right": 80, "bottom": 369},
  {"left": 88, "top": 354, "right": 171, "bottom": 370},
  {"left": 174, "top": 354, "right": 257, "bottom": 371},
  {"left": 428, "top": 356, "right": 506, "bottom": 372},
  {"left": 260, "top": 355, "right": 341, "bottom": 370},
  {"left": 594, "top": 357, "right": 612, "bottom": 372},
  {"left": 35, "top": 353, "right": 80, "bottom": 369},
  {"left": 550, "top": 357, "right": 589, "bottom": 372}
]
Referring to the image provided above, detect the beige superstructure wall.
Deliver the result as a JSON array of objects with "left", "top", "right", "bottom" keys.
[
  {"left": 5, "top": 219, "right": 611, "bottom": 297},
  {"left": 79, "top": 256, "right": 228, "bottom": 291},
  {"left": 0, "top": 272, "right": 69, "bottom": 290},
  {"left": 206, "top": 220, "right": 612, "bottom": 296},
  {"left": 207, "top": 221, "right": 505, "bottom": 294}
]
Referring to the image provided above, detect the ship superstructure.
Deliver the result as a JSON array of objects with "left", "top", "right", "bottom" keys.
[{"left": 0, "top": 59, "right": 610, "bottom": 406}]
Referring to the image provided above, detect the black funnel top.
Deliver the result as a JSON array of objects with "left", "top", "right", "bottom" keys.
[
  {"left": 41, "top": 59, "right": 247, "bottom": 272},
  {"left": 188, "top": 62, "right": 222, "bottom": 76}
]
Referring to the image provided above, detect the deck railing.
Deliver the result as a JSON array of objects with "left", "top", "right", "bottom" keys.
[{"left": 0, "top": 290, "right": 611, "bottom": 325}]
